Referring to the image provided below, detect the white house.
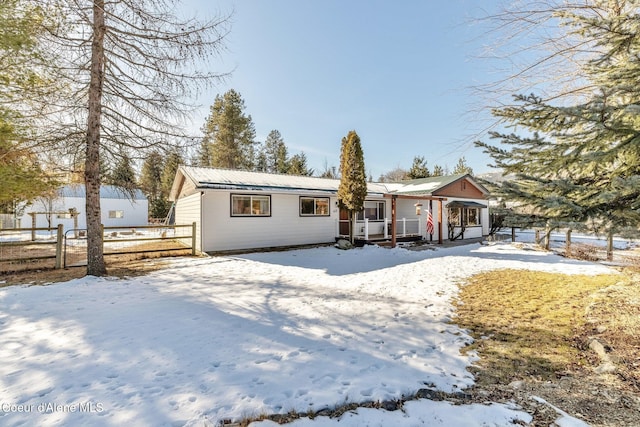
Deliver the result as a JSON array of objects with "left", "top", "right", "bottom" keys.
[
  {"left": 20, "top": 184, "right": 148, "bottom": 230},
  {"left": 169, "top": 166, "right": 490, "bottom": 254}
]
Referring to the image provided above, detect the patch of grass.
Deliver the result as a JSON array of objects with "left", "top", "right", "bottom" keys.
[{"left": 453, "top": 269, "right": 620, "bottom": 386}]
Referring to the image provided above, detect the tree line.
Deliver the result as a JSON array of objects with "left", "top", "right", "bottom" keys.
[
  {"left": 377, "top": 156, "right": 473, "bottom": 182},
  {"left": 194, "top": 89, "right": 313, "bottom": 176}
]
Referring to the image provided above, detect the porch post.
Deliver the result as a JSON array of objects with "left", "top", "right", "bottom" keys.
[
  {"left": 384, "top": 218, "right": 389, "bottom": 238},
  {"left": 429, "top": 200, "right": 433, "bottom": 242},
  {"left": 437, "top": 199, "right": 443, "bottom": 244},
  {"left": 391, "top": 196, "right": 397, "bottom": 248},
  {"left": 401, "top": 218, "right": 406, "bottom": 237},
  {"left": 364, "top": 218, "right": 369, "bottom": 240}
]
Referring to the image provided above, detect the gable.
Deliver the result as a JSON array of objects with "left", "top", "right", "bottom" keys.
[{"left": 432, "top": 177, "right": 486, "bottom": 199}]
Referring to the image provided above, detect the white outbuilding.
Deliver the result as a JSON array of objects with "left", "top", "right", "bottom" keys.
[{"left": 20, "top": 184, "right": 148, "bottom": 230}]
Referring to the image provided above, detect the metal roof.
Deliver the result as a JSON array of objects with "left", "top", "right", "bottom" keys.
[
  {"left": 171, "top": 167, "right": 489, "bottom": 200},
  {"left": 386, "top": 174, "right": 467, "bottom": 195},
  {"left": 178, "top": 166, "right": 388, "bottom": 196},
  {"left": 388, "top": 174, "right": 490, "bottom": 196},
  {"left": 446, "top": 201, "right": 488, "bottom": 208},
  {"left": 60, "top": 185, "right": 147, "bottom": 200}
]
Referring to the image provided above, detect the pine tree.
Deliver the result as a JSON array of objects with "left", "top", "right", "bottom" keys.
[
  {"left": 432, "top": 164, "right": 444, "bottom": 176},
  {"left": 319, "top": 160, "right": 339, "bottom": 179},
  {"left": 201, "top": 89, "right": 256, "bottom": 170},
  {"left": 139, "top": 151, "right": 163, "bottom": 200},
  {"left": 0, "top": 1, "right": 58, "bottom": 206},
  {"left": 288, "top": 152, "right": 313, "bottom": 176},
  {"left": 194, "top": 138, "right": 213, "bottom": 167},
  {"left": 105, "top": 152, "right": 137, "bottom": 196},
  {"left": 261, "top": 130, "right": 289, "bottom": 173},
  {"left": 139, "top": 150, "right": 171, "bottom": 219},
  {"left": 476, "top": 2, "right": 640, "bottom": 237},
  {"left": 160, "top": 149, "right": 184, "bottom": 199},
  {"left": 407, "top": 156, "right": 430, "bottom": 179},
  {"left": 338, "top": 130, "right": 367, "bottom": 243},
  {"left": 452, "top": 156, "right": 473, "bottom": 175}
]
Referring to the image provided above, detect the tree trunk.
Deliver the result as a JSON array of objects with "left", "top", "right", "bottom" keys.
[{"left": 85, "top": 0, "right": 107, "bottom": 276}]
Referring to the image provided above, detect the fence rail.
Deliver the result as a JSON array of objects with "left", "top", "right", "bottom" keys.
[
  {"left": 1, "top": 223, "right": 196, "bottom": 272},
  {"left": 0, "top": 225, "right": 64, "bottom": 270}
]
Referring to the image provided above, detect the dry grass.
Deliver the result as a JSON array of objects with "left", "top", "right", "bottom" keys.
[
  {"left": 454, "top": 268, "right": 640, "bottom": 426},
  {"left": 454, "top": 270, "right": 618, "bottom": 384},
  {"left": 584, "top": 277, "right": 640, "bottom": 390},
  {"left": 0, "top": 254, "right": 184, "bottom": 287}
]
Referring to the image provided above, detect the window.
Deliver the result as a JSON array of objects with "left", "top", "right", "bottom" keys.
[
  {"left": 448, "top": 207, "right": 481, "bottom": 227},
  {"left": 357, "top": 201, "right": 386, "bottom": 221},
  {"left": 108, "top": 210, "right": 124, "bottom": 219},
  {"left": 448, "top": 208, "right": 461, "bottom": 226},
  {"left": 466, "top": 208, "right": 480, "bottom": 226},
  {"left": 231, "top": 194, "right": 271, "bottom": 216},
  {"left": 300, "top": 197, "right": 330, "bottom": 216}
]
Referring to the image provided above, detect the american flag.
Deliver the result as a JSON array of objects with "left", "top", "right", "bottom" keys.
[{"left": 426, "top": 209, "right": 434, "bottom": 235}]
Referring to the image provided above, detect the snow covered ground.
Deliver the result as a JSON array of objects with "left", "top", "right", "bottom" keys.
[
  {"left": 0, "top": 242, "right": 614, "bottom": 426},
  {"left": 496, "top": 229, "right": 638, "bottom": 250}
]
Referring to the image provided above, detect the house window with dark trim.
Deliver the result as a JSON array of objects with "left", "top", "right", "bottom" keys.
[
  {"left": 300, "top": 197, "right": 330, "bottom": 216},
  {"left": 231, "top": 194, "right": 271, "bottom": 216},
  {"left": 448, "top": 207, "right": 481, "bottom": 226},
  {"left": 466, "top": 208, "right": 480, "bottom": 226},
  {"left": 448, "top": 208, "right": 461, "bottom": 226},
  {"left": 108, "top": 210, "right": 124, "bottom": 219},
  {"left": 357, "top": 201, "right": 386, "bottom": 221}
]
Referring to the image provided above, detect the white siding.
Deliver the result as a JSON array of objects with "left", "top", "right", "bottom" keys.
[
  {"left": 443, "top": 198, "right": 489, "bottom": 240},
  {"left": 20, "top": 196, "right": 148, "bottom": 229},
  {"left": 175, "top": 192, "right": 202, "bottom": 252},
  {"left": 393, "top": 199, "right": 442, "bottom": 241},
  {"left": 101, "top": 198, "right": 148, "bottom": 227},
  {"left": 201, "top": 191, "right": 338, "bottom": 252}
]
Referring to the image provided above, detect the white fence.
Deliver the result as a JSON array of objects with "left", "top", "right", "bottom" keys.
[{"left": 337, "top": 218, "right": 421, "bottom": 240}]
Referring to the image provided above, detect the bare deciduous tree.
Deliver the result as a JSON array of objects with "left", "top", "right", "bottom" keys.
[
  {"left": 475, "top": 0, "right": 623, "bottom": 106},
  {"left": 31, "top": 0, "right": 230, "bottom": 275}
]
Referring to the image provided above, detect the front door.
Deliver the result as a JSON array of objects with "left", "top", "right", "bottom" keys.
[{"left": 339, "top": 208, "right": 350, "bottom": 236}]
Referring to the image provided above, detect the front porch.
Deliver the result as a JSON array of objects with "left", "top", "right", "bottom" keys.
[{"left": 336, "top": 217, "right": 424, "bottom": 245}]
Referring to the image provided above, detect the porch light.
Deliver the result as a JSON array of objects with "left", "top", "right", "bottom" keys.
[{"left": 414, "top": 202, "right": 423, "bottom": 215}]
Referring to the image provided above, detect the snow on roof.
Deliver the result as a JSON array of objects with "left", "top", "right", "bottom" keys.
[
  {"left": 179, "top": 166, "right": 389, "bottom": 195},
  {"left": 60, "top": 184, "right": 147, "bottom": 200},
  {"left": 388, "top": 174, "right": 489, "bottom": 196}
]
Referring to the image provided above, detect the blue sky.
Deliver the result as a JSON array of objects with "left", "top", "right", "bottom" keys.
[{"left": 183, "top": 0, "right": 500, "bottom": 179}]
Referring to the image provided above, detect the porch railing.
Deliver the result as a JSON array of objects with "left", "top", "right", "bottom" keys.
[{"left": 336, "top": 217, "right": 421, "bottom": 240}]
